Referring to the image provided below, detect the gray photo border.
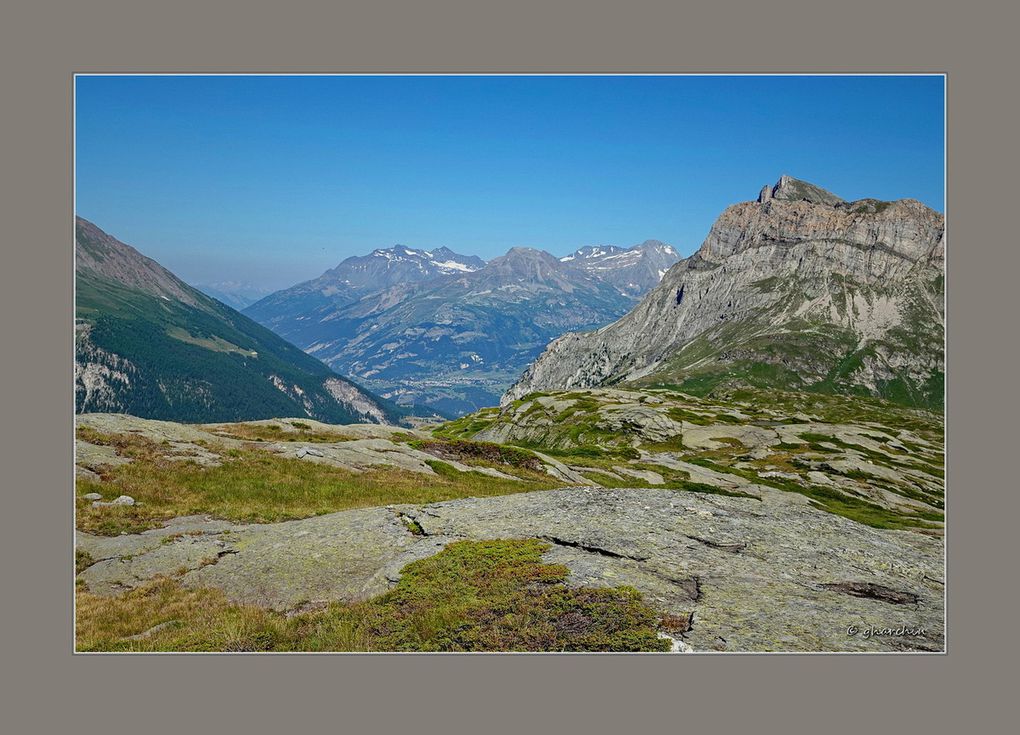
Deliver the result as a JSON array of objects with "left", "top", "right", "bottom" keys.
[{"left": 4, "top": 0, "right": 1014, "bottom": 731}]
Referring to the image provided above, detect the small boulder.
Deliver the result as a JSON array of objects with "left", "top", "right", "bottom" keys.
[
  {"left": 76, "top": 466, "right": 102, "bottom": 482},
  {"left": 112, "top": 495, "right": 135, "bottom": 506},
  {"left": 82, "top": 492, "right": 103, "bottom": 501}
]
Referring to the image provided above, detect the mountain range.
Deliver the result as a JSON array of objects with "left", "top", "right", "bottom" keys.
[
  {"left": 244, "top": 239, "right": 681, "bottom": 415},
  {"left": 77, "top": 174, "right": 944, "bottom": 423},
  {"left": 506, "top": 175, "right": 945, "bottom": 410},
  {"left": 75, "top": 217, "right": 402, "bottom": 425}
]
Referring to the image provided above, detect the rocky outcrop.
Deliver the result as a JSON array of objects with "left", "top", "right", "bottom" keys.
[
  {"left": 74, "top": 321, "right": 137, "bottom": 413},
  {"left": 77, "top": 486, "right": 944, "bottom": 651},
  {"left": 75, "top": 400, "right": 944, "bottom": 652},
  {"left": 446, "top": 387, "right": 944, "bottom": 521},
  {"left": 505, "top": 176, "right": 945, "bottom": 409},
  {"left": 766, "top": 174, "right": 845, "bottom": 205},
  {"left": 75, "top": 413, "right": 516, "bottom": 479}
]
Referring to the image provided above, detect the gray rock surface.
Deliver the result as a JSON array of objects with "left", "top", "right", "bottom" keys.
[
  {"left": 76, "top": 440, "right": 134, "bottom": 470},
  {"left": 75, "top": 413, "right": 546, "bottom": 486},
  {"left": 77, "top": 487, "right": 944, "bottom": 652},
  {"left": 613, "top": 467, "right": 665, "bottom": 485}
]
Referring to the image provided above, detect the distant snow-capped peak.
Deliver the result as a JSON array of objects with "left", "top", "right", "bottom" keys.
[
  {"left": 561, "top": 240, "right": 677, "bottom": 263},
  {"left": 368, "top": 245, "right": 483, "bottom": 273}
]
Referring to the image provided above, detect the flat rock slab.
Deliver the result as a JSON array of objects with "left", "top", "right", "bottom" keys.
[
  {"left": 76, "top": 516, "right": 237, "bottom": 562},
  {"left": 77, "top": 414, "right": 227, "bottom": 445},
  {"left": 82, "top": 536, "right": 230, "bottom": 596},
  {"left": 76, "top": 487, "right": 944, "bottom": 652},
  {"left": 404, "top": 488, "right": 944, "bottom": 652},
  {"left": 76, "top": 441, "right": 134, "bottom": 470},
  {"left": 613, "top": 467, "right": 665, "bottom": 485},
  {"left": 681, "top": 423, "right": 779, "bottom": 451},
  {"left": 640, "top": 453, "right": 766, "bottom": 498},
  {"left": 596, "top": 404, "right": 685, "bottom": 443},
  {"left": 180, "top": 507, "right": 443, "bottom": 609}
]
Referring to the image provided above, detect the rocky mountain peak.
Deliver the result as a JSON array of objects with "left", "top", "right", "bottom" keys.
[
  {"left": 759, "top": 175, "right": 844, "bottom": 206},
  {"left": 562, "top": 245, "right": 627, "bottom": 262},
  {"left": 481, "top": 247, "right": 566, "bottom": 282},
  {"left": 429, "top": 245, "right": 485, "bottom": 268},
  {"left": 633, "top": 239, "right": 678, "bottom": 255},
  {"left": 505, "top": 178, "right": 944, "bottom": 409},
  {"left": 496, "top": 246, "right": 561, "bottom": 266},
  {"left": 557, "top": 240, "right": 682, "bottom": 299}
]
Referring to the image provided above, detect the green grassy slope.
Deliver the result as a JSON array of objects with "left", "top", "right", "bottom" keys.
[{"left": 76, "top": 268, "right": 404, "bottom": 424}]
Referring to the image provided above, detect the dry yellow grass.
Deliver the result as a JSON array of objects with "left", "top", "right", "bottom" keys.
[{"left": 76, "top": 429, "right": 558, "bottom": 535}]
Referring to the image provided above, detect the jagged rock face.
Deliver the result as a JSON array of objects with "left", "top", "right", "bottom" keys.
[
  {"left": 74, "top": 321, "right": 137, "bottom": 413},
  {"left": 505, "top": 177, "right": 945, "bottom": 409},
  {"left": 760, "top": 174, "right": 845, "bottom": 206}
]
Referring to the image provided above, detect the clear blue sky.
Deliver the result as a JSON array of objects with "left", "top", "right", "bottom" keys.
[{"left": 75, "top": 75, "right": 945, "bottom": 290}]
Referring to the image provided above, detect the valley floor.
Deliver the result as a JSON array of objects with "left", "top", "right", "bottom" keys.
[{"left": 75, "top": 388, "right": 945, "bottom": 653}]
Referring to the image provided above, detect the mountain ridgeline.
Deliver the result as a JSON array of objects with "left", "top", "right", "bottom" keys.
[
  {"left": 75, "top": 217, "right": 402, "bottom": 425},
  {"left": 506, "top": 176, "right": 945, "bottom": 410},
  {"left": 244, "top": 240, "right": 681, "bottom": 415},
  {"left": 560, "top": 240, "right": 680, "bottom": 297}
]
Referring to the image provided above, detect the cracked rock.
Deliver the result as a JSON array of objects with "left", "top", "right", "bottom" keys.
[{"left": 76, "top": 486, "right": 944, "bottom": 651}]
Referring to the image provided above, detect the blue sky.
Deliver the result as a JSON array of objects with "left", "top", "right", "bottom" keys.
[{"left": 75, "top": 75, "right": 945, "bottom": 291}]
